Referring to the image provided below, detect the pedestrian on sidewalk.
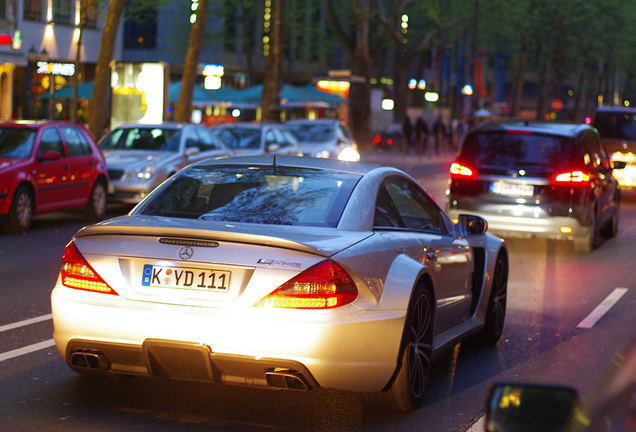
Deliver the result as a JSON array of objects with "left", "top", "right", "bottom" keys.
[
  {"left": 403, "top": 116, "right": 413, "bottom": 155},
  {"left": 415, "top": 117, "right": 428, "bottom": 156}
]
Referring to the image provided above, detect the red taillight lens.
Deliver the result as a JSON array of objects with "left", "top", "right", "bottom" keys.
[
  {"left": 450, "top": 162, "right": 477, "bottom": 180},
  {"left": 254, "top": 260, "right": 357, "bottom": 309},
  {"left": 550, "top": 170, "right": 591, "bottom": 185},
  {"left": 372, "top": 135, "right": 381, "bottom": 145},
  {"left": 60, "top": 241, "right": 117, "bottom": 295}
]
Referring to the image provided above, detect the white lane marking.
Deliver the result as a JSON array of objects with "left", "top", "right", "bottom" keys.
[
  {"left": 0, "top": 339, "right": 56, "bottom": 362},
  {"left": 577, "top": 287, "right": 628, "bottom": 329},
  {"left": 467, "top": 416, "right": 485, "bottom": 432},
  {"left": 0, "top": 313, "right": 52, "bottom": 333},
  {"left": 0, "top": 314, "right": 55, "bottom": 361}
]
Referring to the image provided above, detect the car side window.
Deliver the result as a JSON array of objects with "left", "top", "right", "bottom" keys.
[
  {"left": 581, "top": 132, "right": 601, "bottom": 169},
  {"left": 61, "top": 126, "right": 92, "bottom": 157},
  {"left": 184, "top": 128, "right": 200, "bottom": 151},
  {"left": 38, "top": 127, "right": 65, "bottom": 159},
  {"left": 375, "top": 178, "right": 445, "bottom": 234},
  {"left": 279, "top": 129, "right": 294, "bottom": 149},
  {"left": 265, "top": 129, "right": 277, "bottom": 149},
  {"left": 195, "top": 128, "right": 220, "bottom": 152},
  {"left": 593, "top": 132, "right": 612, "bottom": 170}
]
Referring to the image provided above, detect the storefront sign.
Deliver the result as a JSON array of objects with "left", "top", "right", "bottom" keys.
[{"left": 36, "top": 61, "right": 75, "bottom": 77}]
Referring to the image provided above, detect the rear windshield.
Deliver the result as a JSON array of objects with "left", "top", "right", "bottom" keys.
[
  {"left": 593, "top": 111, "right": 636, "bottom": 140},
  {"left": 0, "top": 128, "right": 36, "bottom": 158},
  {"left": 136, "top": 165, "right": 360, "bottom": 227},
  {"left": 459, "top": 131, "right": 577, "bottom": 169}
]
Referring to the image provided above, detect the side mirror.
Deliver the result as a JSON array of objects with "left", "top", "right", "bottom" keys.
[
  {"left": 457, "top": 214, "right": 488, "bottom": 236},
  {"left": 486, "top": 383, "right": 583, "bottom": 432},
  {"left": 40, "top": 150, "right": 62, "bottom": 161},
  {"left": 185, "top": 147, "right": 200, "bottom": 156},
  {"left": 267, "top": 143, "right": 281, "bottom": 153},
  {"left": 612, "top": 160, "right": 627, "bottom": 170}
]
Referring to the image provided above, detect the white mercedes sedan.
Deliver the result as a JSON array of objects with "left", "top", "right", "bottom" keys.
[{"left": 51, "top": 156, "right": 508, "bottom": 411}]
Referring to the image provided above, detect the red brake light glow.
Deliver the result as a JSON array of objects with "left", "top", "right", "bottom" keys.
[
  {"left": 551, "top": 170, "right": 591, "bottom": 185},
  {"left": 450, "top": 162, "right": 477, "bottom": 180},
  {"left": 254, "top": 259, "right": 357, "bottom": 309},
  {"left": 60, "top": 241, "right": 117, "bottom": 295}
]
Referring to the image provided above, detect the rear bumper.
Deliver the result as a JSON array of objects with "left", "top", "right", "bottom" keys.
[
  {"left": 446, "top": 208, "right": 589, "bottom": 241},
  {"left": 51, "top": 283, "right": 406, "bottom": 393}
]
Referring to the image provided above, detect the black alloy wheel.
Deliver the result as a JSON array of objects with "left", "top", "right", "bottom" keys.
[
  {"left": 475, "top": 252, "right": 508, "bottom": 345},
  {"left": 362, "top": 283, "right": 434, "bottom": 411}
]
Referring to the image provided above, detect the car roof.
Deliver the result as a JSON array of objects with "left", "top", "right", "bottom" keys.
[
  {"left": 474, "top": 120, "right": 592, "bottom": 138},
  {"left": 213, "top": 122, "right": 284, "bottom": 128},
  {"left": 0, "top": 120, "right": 84, "bottom": 129},
  {"left": 189, "top": 155, "right": 386, "bottom": 176},
  {"left": 286, "top": 119, "right": 340, "bottom": 124},
  {"left": 113, "top": 122, "right": 197, "bottom": 130},
  {"left": 594, "top": 106, "right": 636, "bottom": 113}
]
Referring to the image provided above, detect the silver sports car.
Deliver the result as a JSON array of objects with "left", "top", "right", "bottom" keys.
[{"left": 51, "top": 156, "right": 508, "bottom": 411}]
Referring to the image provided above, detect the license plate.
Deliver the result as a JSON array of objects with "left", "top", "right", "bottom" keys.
[
  {"left": 142, "top": 264, "right": 230, "bottom": 292},
  {"left": 490, "top": 181, "right": 534, "bottom": 197}
]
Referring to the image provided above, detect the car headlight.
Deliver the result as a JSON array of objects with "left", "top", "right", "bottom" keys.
[
  {"left": 337, "top": 147, "right": 360, "bottom": 162},
  {"left": 123, "top": 165, "right": 156, "bottom": 181}
]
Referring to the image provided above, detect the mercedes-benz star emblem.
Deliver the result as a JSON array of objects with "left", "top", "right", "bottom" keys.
[{"left": 178, "top": 246, "right": 194, "bottom": 260}]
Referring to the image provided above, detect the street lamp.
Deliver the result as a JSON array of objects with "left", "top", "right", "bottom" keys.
[
  {"left": 24, "top": 46, "right": 38, "bottom": 118},
  {"left": 38, "top": 48, "right": 56, "bottom": 119}
]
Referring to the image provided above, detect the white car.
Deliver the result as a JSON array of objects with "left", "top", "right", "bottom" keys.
[
  {"left": 100, "top": 122, "right": 232, "bottom": 203},
  {"left": 51, "top": 156, "right": 508, "bottom": 411},
  {"left": 286, "top": 118, "right": 360, "bottom": 161},
  {"left": 211, "top": 122, "right": 303, "bottom": 157}
]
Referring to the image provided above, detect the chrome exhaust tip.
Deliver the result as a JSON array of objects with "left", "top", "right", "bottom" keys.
[
  {"left": 265, "top": 369, "right": 311, "bottom": 390},
  {"left": 70, "top": 350, "right": 110, "bottom": 370}
]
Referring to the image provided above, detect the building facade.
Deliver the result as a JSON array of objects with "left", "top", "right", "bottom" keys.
[{"left": 1, "top": 0, "right": 120, "bottom": 120}]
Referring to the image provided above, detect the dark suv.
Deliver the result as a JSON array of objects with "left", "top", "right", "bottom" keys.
[{"left": 446, "top": 120, "right": 624, "bottom": 253}]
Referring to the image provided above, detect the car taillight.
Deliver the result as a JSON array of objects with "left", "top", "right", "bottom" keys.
[
  {"left": 550, "top": 170, "right": 591, "bottom": 185},
  {"left": 60, "top": 241, "right": 117, "bottom": 295},
  {"left": 450, "top": 162, "right": 477, "bottom": 180},
  {"left": 372, "top": 135, "right": 381, "bottom": 146},
  {"left": 254, "top": 259, "right": 357, "bottom": 309}
]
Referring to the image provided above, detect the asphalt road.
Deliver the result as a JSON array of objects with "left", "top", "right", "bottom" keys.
[{"left": 1, "top": 152, "right": 635, "bottom": 431}]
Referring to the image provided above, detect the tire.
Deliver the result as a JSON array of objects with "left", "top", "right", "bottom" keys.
[
  {"left": 600, "top": 202, "right": 619, "bottom": 238},
  {"left": 5, "top": 186, "right": 34, "bottom": 234},
  {"left": 362, "top": 283, "right": 434, "bottom": 411},
  {"left": 84, "top": 180, "right": 107, "bottom": 221},
  {"left": 574, "top": 210, "right": 597, "bottom": 253},
  {"left": 475, "top": 252, "right": 508, "bottom": 345}
]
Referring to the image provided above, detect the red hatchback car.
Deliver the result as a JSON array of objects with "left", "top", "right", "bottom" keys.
[{"left": 0, "top": 121, "right": 108, "bottom": 234}]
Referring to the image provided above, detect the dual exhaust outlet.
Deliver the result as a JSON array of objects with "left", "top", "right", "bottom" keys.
[{"left": 69, "top": 349, "right": 311, "bottom": 390}]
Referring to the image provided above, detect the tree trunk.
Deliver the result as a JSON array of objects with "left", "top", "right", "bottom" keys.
[
  {"left": 511, "top": 39, "right": 528, "bottom": 117},
  {"left": 88, "top": 0, "right": 125, "bottom": 141},
  {"left": 348, "top": 0, "right": 372, "bottom": 151},
  {"left": 392, "top": 50, "right": 408, "bottom": 126},
  {"left": 175, "top": 0, "right": 209, "bottom": 122},
  {"left": 261, "top": 0, "right": 284, "bottom": 122}
]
